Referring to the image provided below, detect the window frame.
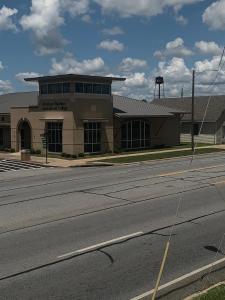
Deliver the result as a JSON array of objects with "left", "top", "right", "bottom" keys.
[
  {"left": 84, "top": 122, "right": 101, "bottom": 153},
  {"left": 46, "top": 122, "right": 63, "bottom": 153},
  {"left": 121, "top": 119, "right": 151, "bottom": 150}
]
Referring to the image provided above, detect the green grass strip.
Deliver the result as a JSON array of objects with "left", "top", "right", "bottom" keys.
[
  {"left": 194, "top": 284, "right": 225, "bottom": 299},
  {"left": 99, "top": 148, "right": 225, "bottom": 164}
]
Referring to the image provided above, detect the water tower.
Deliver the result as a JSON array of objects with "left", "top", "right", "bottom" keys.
[{"left": 154, "top": 76, "right": 165, "bottom": 99}]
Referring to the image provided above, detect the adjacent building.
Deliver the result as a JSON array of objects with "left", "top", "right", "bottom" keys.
[
  {"left": 0, "top": 74, "right": 182, "bottom": 155},
  {"left": 153, "top": 96, "right": 225, "bottom": 144}
]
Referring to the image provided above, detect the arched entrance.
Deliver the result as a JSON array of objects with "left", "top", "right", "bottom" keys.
[{"left": 18, "top": 120, "right": 32, "bottom": 150}]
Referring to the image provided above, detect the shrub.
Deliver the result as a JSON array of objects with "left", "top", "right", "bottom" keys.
[
  {"left": 10, "top": 148, "right": 15, "bottom": 153},
  {"left": 61, "top": 152, "right": 66, "bottom": 157},
  {"left": 113, "top": 147, "right": 121, "bottom": 154},
  {"left": 30, "top": 148, "right": 35, "bottom": 154},
  {"left": 78, "top": 152, "right": 85, "bottom": 157},
  {"left": 35, "top": 149, "right": 41, "bottom": 155},
  {"left": 71, "top": 154, "right": 77, "bottom": 159}
]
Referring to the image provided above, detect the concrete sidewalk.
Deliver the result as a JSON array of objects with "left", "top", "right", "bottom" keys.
[{"left": 1, "top": 144, "right": 225, "bottom": 168}]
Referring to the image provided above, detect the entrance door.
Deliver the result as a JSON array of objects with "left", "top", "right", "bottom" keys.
[
  {"left": 18, "top": 121, "right": 31, "bottom": 150},
  {"left": 222, "top": 126, "right": 225, "bottom": 144},
  {"left": 84, "top": 122, "right": 101, "bottom": 153}
]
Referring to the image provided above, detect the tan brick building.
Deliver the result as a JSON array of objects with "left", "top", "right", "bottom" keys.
[{"left": 0, "top": 74, "right": 181, "bottom": 155}]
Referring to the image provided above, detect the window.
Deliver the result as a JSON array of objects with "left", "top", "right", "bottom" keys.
[
  {"left": 47, "top": 122, "right": 63, "bottom": 153},
  {"left": 63, "top": 82, "right": 70, "bottom": 93},
  {"left": 193, "top": 123, "right": 199, "bottom": 136},
  {"left": 75, "top": 83, "right": 84, "bottom": 93},
  {"left": 74, "top": 82, "right": 111, "bottom": 95},
  {"left": 55, "top": 83, "right": 63, "bottom": 94},
  {"left": 0, "top": 128, "right": 3, "bottom": 146},
  {"left": 40, "top": 84, "right": 48, "bottom": 95},
  {"left": 102, "top": 84, "right": 110, "bottom": 95},
  {"left": 121, "top": 120, "right": 150, "bottom": 150},
  {"left": 93, "top": 84, "right": 102, "bottom": 94},
  {"left": 48, "top": 84, "right": 57, "bottom": 94},
  {"left": 84, "top": 122, "right": 101, "bottom": 153},
  {"left": 40, "top": 83, "right": 70, "bottom": 95},
  {"left": 84, "top": 83, "right": 93, "bottom": 93}
]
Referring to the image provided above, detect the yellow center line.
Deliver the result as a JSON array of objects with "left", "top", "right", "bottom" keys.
[
  {"left": 155, "top": 163, "right": 225, "bottom": 178},
  {"left": 212, "top": 180, "right": 225, "bottom": 186}
]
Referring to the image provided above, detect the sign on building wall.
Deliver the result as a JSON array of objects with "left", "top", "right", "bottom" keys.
[{"left": 42, "top": 101, "right": 68, "bottom": 111}]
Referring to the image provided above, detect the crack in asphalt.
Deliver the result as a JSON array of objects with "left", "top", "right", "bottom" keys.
[
  {"left": 0, "top": 180, "right": 223, "bottom": 236},
  {"left": 0, "top": 207, "right": 224, "bottom": 282}
]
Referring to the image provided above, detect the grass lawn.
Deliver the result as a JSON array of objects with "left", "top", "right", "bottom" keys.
[
  {"left": 194, "top": 284, "right": 225, "bottom": 299},
  {"left": 99, "top": 148, "right": 225, "bottom": 164}
]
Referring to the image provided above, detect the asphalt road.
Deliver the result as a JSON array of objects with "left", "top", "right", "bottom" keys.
[{"left": 1, "top": 153, "right": 225, "bottom": 299}]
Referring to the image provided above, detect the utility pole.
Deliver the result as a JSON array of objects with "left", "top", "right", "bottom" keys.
[
  {"left": 191, "top": 70, "right": 195, "bottom": 154},
  {"left": 44, "top": 128, "right": 48, "bottom": 164}
]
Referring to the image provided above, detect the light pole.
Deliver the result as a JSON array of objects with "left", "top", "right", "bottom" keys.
[{"left": 191, "top": 70, "right": 195, "bottom": 154}]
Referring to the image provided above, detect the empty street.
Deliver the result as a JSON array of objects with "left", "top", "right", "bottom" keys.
[{"left": 0, "top": 153, "right": 225, "bottom": 299}]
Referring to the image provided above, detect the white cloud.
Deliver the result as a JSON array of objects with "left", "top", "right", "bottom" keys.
[
  {"left": 157, "top": 57, "right": 192, "bottom": 83},
  {"left": 153, "top": 55, "right": 225, "bottom": 97},
  {"left": 194, "top": 55, "right": 225, "bottom": 94},
  {"left": 15, "top": 72, "right": 42, "bottom": 86},
  {"left": 98, "top": 39, "right": 124, "bottom": 52},
  {"left": 0, "top": 61, "right": 4, "bottom": 71},
  {"left": 50, "top": 53, "right": 105, "bottom": 75},
  {"left": 124, "top": 72, "right": 149, "bottom": 88},
  {"left": 0, "top": 80, "right": 13, "bottom": 95},
  {"left": 62, "top": 0, "right": 90, "bottom": 17},
  {"left": 94, "top": 0, "right": 203, "bottom": 18},
  {"left": 114, "top": 54, "right": 225, "bottom": 99},
  {"left": 195, "top": 41, "right": 222, "bottom": 56},
  {"left": 108, "top": 72, "right": 154, "bottom": 99},
  {"left": 154, "top": 37, "right": 193, "bottom": 59},
  {"left": 81, "top": 14, "right": 92, "bottom": 23},
  {"left": 119, "top": 57, "right": 148, "bottom": 72},
  {"left": 203, "top": 0, "right": 225, "bottom": 30},
  {"left": 20, "top": 0, "right": 90, "bottom": 55},
  {"left": 0, "top": 6, "right": 18, "bottom": 31},
  {"left": 102, "top": 26, "right": 124, "bottom": 35},
  {"left": 175, "top": 15, "right": 188, "bottom": 25}
]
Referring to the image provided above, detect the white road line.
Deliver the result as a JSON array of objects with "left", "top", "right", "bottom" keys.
[
  {"left": 130, "top": 256, "right": 225, "bottom": 300},
  {"left": 57, "top": 231, "right": 143, "bottom": 259}
]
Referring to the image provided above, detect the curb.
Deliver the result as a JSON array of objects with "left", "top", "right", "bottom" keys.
[
  {"left": 100, "top": 150, "right": 225, "bottom": 166},
  {"left": 131, "top": 257, "right": 225, "bottom": 300},
  {"left": 70, "top": 162, "right": 114, "bottom": 168}
]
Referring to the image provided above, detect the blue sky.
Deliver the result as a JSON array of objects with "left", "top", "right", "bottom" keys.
[{"left": 0, "top": 0, "right": 225, "bottom": 99}]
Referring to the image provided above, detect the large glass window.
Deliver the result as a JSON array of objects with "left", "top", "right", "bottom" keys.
[
  {"left": 84, "top": 122, "right": 101, "bottom": 153},
  {"left": 84, "top": 83, "right": 93, "bottom": 93},
  {"left": 121, "top": 120, "right": 150, "bottom": 150},
  {"left": 193, "top": 123, "right": 199, "bottom": 136},
  {"left": 47, "top": 122, "right": 63, "bottom": 153},
  {"left": 93, "top": 84, "right": 102, "bottom": 94},
  {"left": 75, "top": 83, "right": 84, "bottom": 93},
  {"left": 40, "top": 81, "right": 111, "bottom": 95},
  {"left": 75, "top": 83, "right": 111, "bottom": 95},
  {"left": 55, "top": 83, "right": 63, "bottom": 94},
  {"left": 102, "top": 84, "right": 111, "bottom": 95},
  {"left": 40, "top": 83, "right": 71, "bottom": 95},
  {"left": 40, "top": 84, "right": 48, "bottom": 95},
  {"left": 0, "top": 128, "right": 3, "bottom": 146},
  {"left": 63, "top": 82, "right": 70, "bottom": 93},
  {"left": 48, "top": 84, "right": 57, "bottom": 94}
]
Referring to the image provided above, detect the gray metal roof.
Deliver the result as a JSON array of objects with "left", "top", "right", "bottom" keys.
[
  {"left": 25, "top": 74, "right": 126, "bottom": 83},
  {"left": 152, "top": 96, "right": 225, "bottom": 122},
  {"left": 113, "top": 95, "right": 182, "bottom": 117},
  {"left": 0, "top": 92, "right": 181, "bottom": 118},
  {"left": 0, "top": 92, "right": 38, "bottom": 113}
]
